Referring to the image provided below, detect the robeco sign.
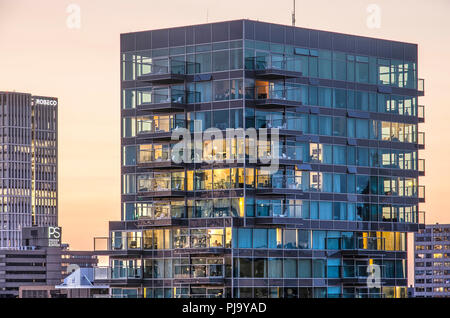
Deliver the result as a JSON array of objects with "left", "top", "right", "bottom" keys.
[{"left": 35, "top": 98, "right": 58, "bottom": 106}]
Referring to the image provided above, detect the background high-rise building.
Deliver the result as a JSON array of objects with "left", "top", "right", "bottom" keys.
[
  {"left": 94, "top": 19, "right": 426, "bottom": 298},
  {"left": 0, "top": 92, "right": 58, "bottom": 249},
  {"left": 414, "top": 224, "right": 450, "bottom": 297}
]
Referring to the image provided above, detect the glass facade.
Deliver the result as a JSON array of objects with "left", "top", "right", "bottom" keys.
[
  {"left": 95, "top": 20, "right": 425, "bottom": 298},
  {"left": 0, "top": 93, "right": 58, "bottom": 249}
]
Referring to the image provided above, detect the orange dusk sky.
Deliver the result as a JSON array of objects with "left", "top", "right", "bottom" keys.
[{"left": 0, "top": 0, "right": 447, "bottom": 272}]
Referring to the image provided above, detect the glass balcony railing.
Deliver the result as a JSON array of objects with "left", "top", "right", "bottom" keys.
[
  {"left": 418, "top": 105, "right": 425, "bottom": 121},
  {"left": 418, "top": 185, "right": 426, "bottom": 201},
  {"left": 137, "top": 57, "right": 187, "bottom": 77},
  {"left": 139, "top": 147, "right": 173, "bottom": 164},
  {"left": 137, "top": 117, "right": 185, "bottom": 135},
  {"left": 137, "top": 88, "right": 186, "bottom": 106},
  {"left": 137, "top": 204, "right": 186, "bottom": 219},
  {"left": 418, "top": 159, "right": 425, "bottom": 174},
  {"left": 256, "top": 175, "right": 304, "bottom": 190},
  {"left": 93, "top": 266, "right": 142, "bottom": 280},
  {"left": 137, "top": 176, "right": 185, "bottom": 192},
  {"left": 418, "top": 132, "right": 425, "bottom": 147},
  {"left": 93, "top": 236, "right": 142, "bottom": 252},
  {"left": 255, "top": 116, "right": 303, "bottom": 131},
  {"left": 418, "top": 78, "right": 425, "bottom": 93},
  {"left": 341, "top": 265, "right": 385, "bottom": 279},
  {"left": 248, "top": 85, "right": 305, "bottom": 103},
  {"left": 245, "top": 55, "right": 304, "bottom": 74},
  {"left": 253, "top": 202, "right": 422, "bottom": 224}
]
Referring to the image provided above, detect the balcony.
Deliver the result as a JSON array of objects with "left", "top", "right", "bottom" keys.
[
  {"left": 94, "top": 266, "right": 142, "bottom": 283},
  {"left": 418, "top": 132, "right": 425, "bottom": 149},
  {"left": 255, "top": 175, "right": 304, "bottom": 195},
  {"left": 255, "top": 116, "right": 304, "bottom": 137},
  {"left": 340, "top": 237, "right": 387, "bottom": 257},
  {"left": 338, "top": 264, "right": 387, "bottom": 286},
  {"left": 418, "top": 78, "right": 425, "bottom": 96},
  {"left": 136, "top": 204, "right": 188, "bottom": 227},
  {"left": 137, "top": 145, "right": 184, "bottom": 169},
  {"left": 418, "top": 105, "right": 425, "bottom": 123},
  {"left": 137, "top": 88, "right": 186, "bottom": 113},
  {"left": 245, "top": 55, "right": 303, "bottom": 79},
  {"left": 93, "top": 236, "right": 143, "bottom": 256},
  {"left": 418, "top": 159, "right": 425, "bottom": 176},
  {"left": 136, "top": 57, "right": 189, "bottom": 84},
  {"left": 137, "top": 175, "right": 185, "bottom": 198},
  {"left": 171, "top": 261, "right": 225, "bottom": 285},
  {"left": 137, "top": 116, "right": 186, "bottom": 141},
  {"left": 247, "top": 85, "right": 305, "bottom": 109},
  {"left": 418, "top": 185, "right": 426, "bottom": 203}
]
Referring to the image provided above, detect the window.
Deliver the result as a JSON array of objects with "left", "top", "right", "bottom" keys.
[
  {"left": 356, "top": 119, "right": 369, "bottom": 139},
  {"left": 356, "top": 56, "right": 369, "bottom": 83},
  {"left": 239, "top": 258, "right": 252, "bottom": 277},
  {"left": 253, "top": 229, "right": 268, "bottom": 248},
  {"left": 333, "top": 52, "right": 346, "bottom": 81},
  {"left": 213, "top": 50, "right": 229, "bottom": 72},
  {"left": 238, "top": 228, "right": 252, "bottom": 248},
  {"left": 230, "top": 49, "right": 243, "bottom": 70},
  {"left": 298, "top": 259, "right": 312, "bottom": 278},
  {"left": 284, "top": 259, "right": 297, "bottom": 278},
  {"left": 230, "top": 79, "right": 243, "bottom": 100},
  {"left": 268, "top": 258, "right": 282, "bottom": 278},
  {"left": 122, "top": 89, "right": 136, "bottom": 109},
  {"left": 284, "top": 229, "right": 297, "bottom": 249},
  {"left": 213, "top": 80, "right": 230, "bottom": 101},
  {"left": 333, "top": 89, "right": 346, "bottom": 109},
  {"left": 319, "top": 50, "right": 332, "bottom": 79},
  {"left": 319, "top": 116, "right": 332, "bottom": 136},
  {"left": 254, "top": 258, "right": 267, "bottom": 278},
  {"left": 298, "top": 230, "right": 311, "bottom": 249},
  {"left": 319, "top": 202, "right": 332, "bottom": 220},
  {"left": 333, "top": 117, "right": 346, "bottom": 137},
  {"left": 123, "top": 146, "right": 137, "bottom": 166},
  {"left": 122, "top": 117, "right": 136, "bottom": 137},
  {"left": 318, "top": 87, "right": 332, "bottom": 107},
  {"left": 313, "top": 259, "right": 326, "bottom": 278},
  {"left": 313, "top": 231, "right": 326, "bottom": 250},
  {"left": 196, "top": 52, "right": 211, "bottom": 73},
  {"left": 196, "top": 82, "right": 212, "bottom": 103},
  {"left": 213, "top": 110, "right": 229, "bottom": 130}
]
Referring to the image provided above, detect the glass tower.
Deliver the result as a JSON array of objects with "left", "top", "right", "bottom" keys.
[
  {"left": 0, "top": 92, "right": 58, "bottom": 249},
  {"left": 94, "top": 20, "right": 425, "bottom": 298}
]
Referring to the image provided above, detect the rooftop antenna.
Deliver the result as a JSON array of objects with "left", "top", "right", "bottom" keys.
[{"left": 292, "top": 0, "right": 296, "bottom": 26}]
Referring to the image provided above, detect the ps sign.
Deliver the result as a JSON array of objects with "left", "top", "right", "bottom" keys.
[{"left": 48, "top": 227, "right": 61, "bottom": 246}]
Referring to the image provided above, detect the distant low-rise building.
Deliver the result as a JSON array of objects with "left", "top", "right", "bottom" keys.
[
  {"left": 61, "top": 244, "right": 98, "bottom": 277},
  {"left": 0, "top": 226, "right": 63, "bottom": 298},
  {"left": 55, "top": 267, "right": 108, "bottom": 298}
]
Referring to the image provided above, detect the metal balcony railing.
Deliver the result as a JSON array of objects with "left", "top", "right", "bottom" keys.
[
  {"left": 418, "top": 105, "right": 425, "bottom": 121},
  {"left": 418, "top": 185, "right": 426, "bottom": 201},
  {"left": 418, "top": 132, "right": 425, "bottom": 147},
  {"left": 418, "top": 78, "right": 425, "bottom": 94},
  {"left": 418, "top": 159, "right": 425, "bottom": 175}
]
